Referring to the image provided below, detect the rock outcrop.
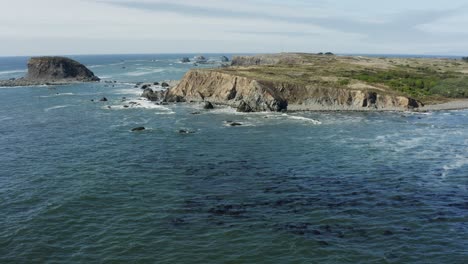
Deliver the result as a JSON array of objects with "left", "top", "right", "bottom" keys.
[
  {"left": 165, "top": 69, "right": 423, "bottom": 112},
  {"left": 0, "top": 56, "right": 99, "bottom": 87}
]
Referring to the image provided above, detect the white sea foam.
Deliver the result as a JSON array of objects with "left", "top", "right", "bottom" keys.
[
  {"left": 442, "top": 155, "right": 468, "bottom": 178},
  {"left": 114, "top": 88, "right": 143, "bottom": 95},
  {"left": 103, "top": 99, "right": 175, "bottom": 114},
  {"left": 39, "top": 93, "right": 75, "bottom": 98},
  {"left": 44, "top": 105, "right": 74, "bottom": 112},
  {"left": 0, "top": 69, "right": 27, "bottom": 75},
  {"left": 125, "top": 68, "right": 166, "bottom": 76},
  {"left": 282, "top": 114, "right": 322, "bottom": 124}
]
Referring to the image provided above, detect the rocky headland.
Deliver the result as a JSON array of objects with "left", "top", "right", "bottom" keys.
[
  {"left": 0, "top": 56, "right": 100, "bottom": 87},
  {"left": 148, "top": 53, "right": 468, "bottom": 112}
]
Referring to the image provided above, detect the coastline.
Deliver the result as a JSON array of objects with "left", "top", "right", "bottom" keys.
[{"left": 418, "top": 99, "right": 468, "bottom": 111}]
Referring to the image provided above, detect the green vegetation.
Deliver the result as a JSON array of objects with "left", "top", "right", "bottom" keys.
[
  {"left": 220, "top": 53, "right": 468, "bottom": 103},
  {"left": 342, "top": 67, "right": 467, "bottom": 99}
]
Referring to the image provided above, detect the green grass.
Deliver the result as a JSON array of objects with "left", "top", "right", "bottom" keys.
[{"left": 213, "top": 54, "right": 468, "bottom": 102}]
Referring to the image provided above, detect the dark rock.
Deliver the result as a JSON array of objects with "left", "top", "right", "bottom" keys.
[
  {"left": 181, "top": 57, "right": 191, "bottom": 63},
  {"left": 194, "top": 56, "right": 207, "bottom": 64},
  {"left": 220, "top": 56, "right": 229, "bottom": 62},
  {"left": 178, "top": 129, "right": 195, "bottom": 134},
  {"left": 269, "top": 99, "right": 288, "bottom": 112},
  {"left": 141, "top": 84, "right": 149, "bottom": 89},
  {"left": 153, "top": 82, "right": 159, "bottom": 85},
  {"left": 142, "top": 88, "right": 167, "bottom": 102},
  {"left": 123, "top": 105, "right": 129, "bottom": 108},
  {"left": 191, "top": 112, "right": 201, "bottom": 115},
  {"left": 132, "top": 127, "right": 145, "bottom": 132},
  {"left": 236, "top": 101, "right": 253, "bottom": 112},
  {"left": 161, "top": 82, "right": 170, "bottom": 88},
  {"left": 203, "top": 101, "right": 214, "bottom": 110},
  {"left": 0, "top": 57, "right": 99, "bottom": 87},
  {"left": 99, "top": 97, "right": 108, "bottom": 102},
  {"left": 27, "top": 56, "right": 100, "bottom": 82},
  {"left": 229, "top": 122, "right": 242, "bottom": 127}
]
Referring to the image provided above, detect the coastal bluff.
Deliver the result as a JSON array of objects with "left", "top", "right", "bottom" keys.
[
  {"left": 0, "top": 56, "right": 99, "bottom": 86},
  {"left": 159, "top": 53, "right": 455, "bottom": 112},
  {"left": 164, "top": 70, "right": 421, "bottom": 112}
]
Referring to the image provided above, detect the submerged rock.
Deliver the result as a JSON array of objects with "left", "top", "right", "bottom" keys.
[
  {"left": 178, "top": 129, "right": 195, "bottom": 134},
  {"left": 131, "top": 127, "right": 146, "bottom": 132},
  {"left": 99, "top": 97, "right": 108, "bottom": 102}
]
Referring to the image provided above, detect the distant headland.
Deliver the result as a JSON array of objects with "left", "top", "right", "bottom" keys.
[{"left": 145, "top": 53, "right": 468, "bottom": 112}]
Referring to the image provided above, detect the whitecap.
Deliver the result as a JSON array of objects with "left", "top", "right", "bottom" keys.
[
  {"left": 0, "top": 69, "right": 27, "bottom": 75},
  {"left": 125, "top": 68, "right": 166, "bottom": 76},
  {"left": 442, "top": 155, "right": 468, "bottom": 178},
  {"left": 282, "top": 114, "right": 322, "bottom": 124},
  {"left": 102, "top": 99, "right": 175, "bottom": 113},
  {"left": 39, "top": 93, "right": 75, "bottom": 98},
  {"left": 44, "top": 105, "right": 74, "bottom": 112}
]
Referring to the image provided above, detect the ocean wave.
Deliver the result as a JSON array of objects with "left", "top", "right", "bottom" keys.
[
  {"left": 39, "top": 93, "right": 75, "bottom": 98},
  {"left": 114, "top": 88, "right": 143, "bottom": 95},
  {"left": 125, "top": 68, "right": 165, "bottom": 76},
  {"left": 0, "top": 69, "right": 27, "bottom": 75},
  {"left": 102, "top": 99, "right": 175, "bottom": 113},
  {"left": 281, "top": 114, "right": 322, "bottom": 124},
  {"left": 442, "top": 155, "right": 468, "bottom": 178},
  {"left": 44, "top": 105, "right": 74, "bottom": 112}
]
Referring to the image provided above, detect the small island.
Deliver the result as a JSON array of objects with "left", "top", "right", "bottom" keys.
[
  {"left": 156, "top": 53, "right": 468, "bottom": 112},
  {"left": 0, "top": 56, "right": 100, "bottom": 87}
]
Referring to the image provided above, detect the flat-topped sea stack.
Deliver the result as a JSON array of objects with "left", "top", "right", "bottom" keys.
[
  {"left": 163, "top": 53, "right": 468, "bottom": 111},
  {"left": 0, "top": 56, "right": 99, "bottom": 87}
]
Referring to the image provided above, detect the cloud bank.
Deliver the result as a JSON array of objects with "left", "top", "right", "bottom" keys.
[{"left": 0, "top": 0, "right": 467, "bottom": 56}]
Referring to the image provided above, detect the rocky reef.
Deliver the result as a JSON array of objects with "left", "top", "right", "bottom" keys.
[{"left": 0, "top": 56, "right": 99, "bottom": 87}]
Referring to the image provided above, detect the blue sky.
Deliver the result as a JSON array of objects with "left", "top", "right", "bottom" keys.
[{"left": 1, "top": 0, "right": 468, "bottom": 56}]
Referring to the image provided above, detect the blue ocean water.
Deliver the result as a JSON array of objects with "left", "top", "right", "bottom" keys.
[{"left": 0, "top": 54, "right": 467, "bottom": 263}]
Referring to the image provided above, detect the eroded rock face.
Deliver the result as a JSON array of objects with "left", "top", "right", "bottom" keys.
[
  {"left": 0, "top": 56, "right": 99, "bottom": 87},
  {"left": 26, "top": 57, "right": 99, "bottom": 82},
  {"left": 165, "top": 69, "right": 422, "bottom": 112}
]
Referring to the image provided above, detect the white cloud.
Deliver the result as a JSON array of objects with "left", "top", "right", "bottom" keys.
[{"left": 0, "top": 0, "right": 467, "bottom": 56}]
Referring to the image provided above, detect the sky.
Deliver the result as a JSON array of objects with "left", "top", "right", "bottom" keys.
[{"left": 1, "top": 0, "right": 468, "bottom": 56}]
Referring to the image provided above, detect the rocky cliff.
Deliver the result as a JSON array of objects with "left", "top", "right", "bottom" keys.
[
  {"left": 165, "top": 69, "right": 422, "bottom": 112},
  {"left": 0, "top": 56, "right": 99, "bottom": 86},
  {"left": 27, "top": 57, "right": 99, "bottom": 81}
]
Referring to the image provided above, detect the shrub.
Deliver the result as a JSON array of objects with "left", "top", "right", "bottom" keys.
[{"left": 462, "top": 57, "right": 468, "bottom": 62}]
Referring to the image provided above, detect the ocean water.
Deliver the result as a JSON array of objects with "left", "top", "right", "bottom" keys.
[{"left": 0, "top": 54, "right": 467, "bottom": 263}]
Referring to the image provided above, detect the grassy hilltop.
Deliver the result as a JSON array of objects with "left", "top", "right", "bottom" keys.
[{"left": 214, "top": 53, "right": 468, "bottom": 104}]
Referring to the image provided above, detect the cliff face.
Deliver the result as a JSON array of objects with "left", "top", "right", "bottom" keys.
[
  {"left": 166, "top": 69, "right": 422, "bottom": 111},
  {"left": 166, "top": 70, "right": 288, "bottom": 111},
  {"left": 0, "top": 57, "right": 100, "bottom": 87},
  {"left": 26, "top": 57, "right": 99, "bottom": 81}
]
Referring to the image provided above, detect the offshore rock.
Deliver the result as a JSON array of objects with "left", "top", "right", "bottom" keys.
[{"left": 0, "top": 56, "right": 99, "bottom": 87}]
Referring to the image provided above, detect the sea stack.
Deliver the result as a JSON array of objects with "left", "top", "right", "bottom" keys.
[
  {"left": 0, "top": 56, "right": 99, "bottom": 87},
  {"left": 26, "top": 56, "right": 100, "bottom": 82}
]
